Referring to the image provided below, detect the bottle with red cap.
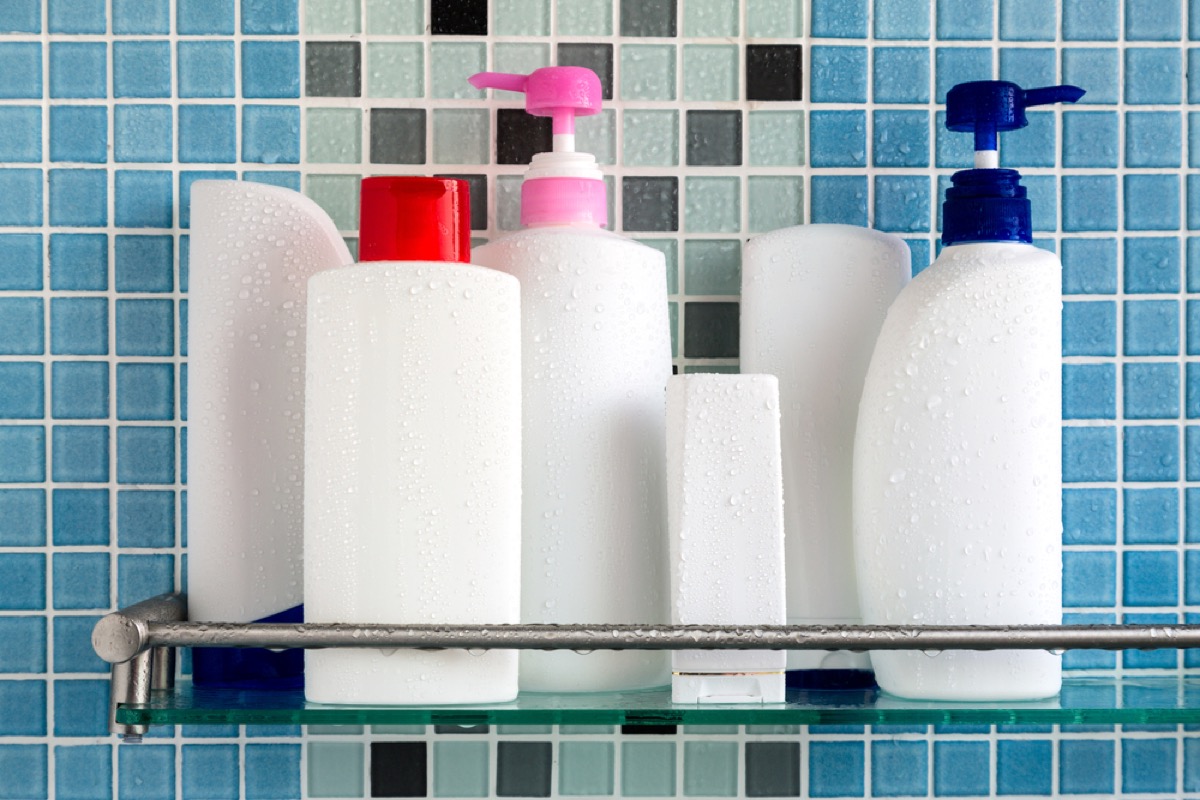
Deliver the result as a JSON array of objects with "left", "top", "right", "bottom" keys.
[
  {"left": 470, "top": 67, "right": 672, "bottom": 693},
  {"left": 303, "top": 177, "right": 522, "bottom": 704}
]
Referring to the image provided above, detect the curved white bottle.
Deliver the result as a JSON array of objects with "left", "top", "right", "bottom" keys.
[
  {"left": 853, "top": 81, "right": 1082, "bottom": 700},
  {"left": 740, "top": 225, "right": 910, "bottom": 676},
  {"left": 304, "top": 178, "right": 521, "bottom": 704},
  {"left": 470, "top": 67, "right": 672, "bottom": 692},
  {"left": 188, "top": 180, "right": 352, "bottom": 687}
]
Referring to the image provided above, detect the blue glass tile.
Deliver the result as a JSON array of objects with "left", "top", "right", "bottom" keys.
[
  {"left": 0, "top": 234, "right": 42, "bottom": 290},
  {"left": 873, "top": 0, "right": 929, "bottom": 38},
  {"left": 52, "top": 362, "right": 108, "bottom": 420},
  {"left": 50, "top": 298, "right": 107, "bottom": 356},
  {"left": 179, "top": 0, "right": 234, "bottom": 33},
  {"left": 1063, "top": 612, "right": 1118, "bottom": 669},
  {"left": 1061, "top": 238, "right": 1117, "bottom": 294},
  {"left": 1190, "top": 365, "right": 1200, "bottom": 419},
  {"left": 51, "top": 425, "right": 109, "bottom": 483},
  {"left": 52, "top": 489, "right": 110, "bottom": 546},
  {"left": 934, "top": 47, "right": 992, "bottom": 103},
  {"left": 49, "top": 233, "right": 107, "bottom": 292},
  {"left": 245, "top": 743, "right": 302, "bottom": 799},
  {"left": 0, "top": 489, "right": 45, "bottom": 546},
  {"left": 48, "top": 169, "right": 107, "bottom": 227},
  {"left": 1192, "top": 49, "right": 1200, "bottom": 103},
  {"left": 874, "top": 176, "right": 930, "bottom": 233},
  {"left": 117, "top": 426, "right": 176, "bottom": 484},
  {"left": 242, "top": 41, "right": 300, "bottom": 99},
  {"left": 996, "top": 740, "right": 1051, "bottom": 796},
  {"left": 1123, "top": 612, "right": 1179, "bottom": 668},
  {"left": 56, "top": 746, "right": 112, "bottom": 800},
  {"left": 183, "top": 745, "right": 239, "bottom": 800},
  {"left": 0, "top": 43, "right": 42, "bottom": 99},
  {"left": 903, "top": 239, "right": 931, "bottom": 274},
  {"left": 0, "top": 683, "right": 46, "bottom": 735},
  {"left": 0, "top": 363, "right": 44, "bottom": 420},
  {"left": 1123, "top": 550, "right": 1178, "bottom": 605},
  {"left": 113, "top": 41, "right": 171, "bottom": 98},
  {"left": 809, "top": 741, "right": 864, "bottom": 798},
  {"left": 1062, "top": 112, "right": 1119, "bottom": 167},
  {"left": 1123, "top": 738, "right": 1177, "bottom": 793},
  {"left": 49, "top": 43, "right": 105, "bottom": 99},
  {"left": 0, "top": 298, "right": 41, "bottom": 351},
  {"left": 1125, "top": 237, "right": 1180, "bottom": 293},
  {"left": 0, "top": 427, "right": 45, "bottom": 483},
  {"left": 812, "top": 0, "right": 865, "bottom": 37},
  {"left": 1192, "top": 114, "right": 1200, "bottom": 169},
  {"left": 1000, "top": 111, "right": 1053, "bottom": 168},
  {"left": 243, "top": 0, "right": 300, "bottom": 34},
  {"left": 53, "top": 616, "right": 107, "bottom": 673},
  {"left": 48, "top": 0, "right": 105, "bottom": 32},
  {"left": 1123, "top": 424, "right": 1179, "bottom": 481},
  {"left": 0, "top": 553, "right": 44, "bottom": 611},
  {"left": 810, "top": 46, "right": 868, "bottom": 103},
  {"left": 0, "top": 107, "right": 41, "bottom": 162},
  {"left": 119, "top": 745, "right": 176, "bottom": 800},
  {"left": 1126, "top": 0, "right": 1182, "bottom": 39},
  {"left": 872, "top": 48, "right": 929, "bottom": 103},
  {"left": 0, "top": 745, "right": 47, "bottom": 800},
  {"left": 179, "top": 171, "right": 238, "bottom": 228},
  {"left": 1188, "top": 738, "right": 1200, "bottom": 791},
  {"left": 117, "top": 364, "right": 174, "bottom": 422},
  {"left": 936, "top": 0, "right": 991, "bottom": 38},
  {"left": 117, "top": 553, "right": 174, "bottom": 608},
  {"left": 118, "top": 490, "right": 175, "bottom": 548},
  {"left": 870, "top": 741, "right": 926, "bottom": 797},
  {"left": 0, "top": 1, "right": 40, "bottom": 32},
  {"left": 1191, "top": 175, "right": 1200, "bottom": 231},
  {"left": 1124, "top": 299, "right": 1179, "bottom": 356},
  {"left": 1124, "top": 363, "right": 1180, "bottom": 419},
  {"left": 1062, "top": 551, "right": 1117, "bottom": 606},
  {"left": 1125, "top": 48, "right": 1183, "bottom": 104},
  {"left": 1062, "top": 300, "right": 1116, "bottom": 356},
  {"left": 1058, "top": 740, "right": 1114, "bottom": 794},
  {"left": 114, "top": 106, "right": 173, "bottom": 163},
  {"left": 1190, "top": 426, "right": 1200, "bottom": 481},
  {"left": 0, "top": 617, "right": 45, "bottom": 673},
  {"left": 243, "top": 105, "right": 301, "bottom": 164},
  {"left": 0, "top": 169, "right": 43, "bottom": 226},
  {"left": 179, "top": 105, "right": 237, "bottom": 163},
  {"left": 180, "top": 299, "right": 187, "bottom": 357},
  {"left": 180, "top": 236, "right": 190, "bottom": 291},
  {"left": 933, "top": 741, "right": 988, "bottom": 796},
  {"left": 873, "top": 111, "right": 928, "bottom": 167},
  {"left": 113, "top": 0, "right": 169, "bottom": 34},
  {"left": 1125, "top": 174, "right": 1181, "bottom": 230},
  {"left": 1024, "top": 175, "right": 1056, "bottom": 231},
  {"left": 181, "top": 724, "right": 239, "bottom": 738},
  {"left": 243, "top": 170, "right": 301, "bottom": 191},
  {"left": 115, "top": 299, "right": 173, "bottom": 357},
  {"left": 54, "top": 679, "right": 109, "bottom": 736},
  {"left": 1125, "top": 488, "right": 1179, "bottom": 544},
  {"left": 114, "top": 170, "right": 173, "bottom": 229},
  {"left": 1062, "top": 175, "right": 1119, "bottom": 232},
  {"left": 1060, "top": 52, "right": 1115, "bottom": 103},
  {"left": 1063, "top": 0, "right": 1118, "bottom": 39},
  {"left": 52, "top": 552, "right": 109, "bottom": 609},
  {"left": 810, "top": 176, "right": 867, "bottom": 227},
  {"left": 1126, "top": 111, "right": 1183, "bottom": 168},
  {"left": 178, "top": 41, "right": 236, "bottom": 98},
  {"left": 1188, "top": 552, "right": 1200, "bottom": 604},
  {"left": 999, "top": 0, "right": 1055, "bottom": 40},
  {"left": 115, "top": 235, "right": 173, "bottom": 293},
  {"left": 999, "top": 47, "right": 1056, "bottom": 92},
  {"left": 810, "top": 111, "right": 866, "bottom": 167}
]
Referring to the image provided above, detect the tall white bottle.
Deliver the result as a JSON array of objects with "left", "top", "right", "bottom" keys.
[
  {"left": 188, "top": 180, "right": 352, "bottom": 688},
  {"left": 470, "top": 67, "right": 672, "bottom": 692},
  {"left": 854, "top": 81, "right": 1083, "bottom": 700},
  {"left": 740, "top": 225, "right": 910, "bottom": 677},
  {"left": 304, "top": 178, "right": 521, "bottom": 704}
]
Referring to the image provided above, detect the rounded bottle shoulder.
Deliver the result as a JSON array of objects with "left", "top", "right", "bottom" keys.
[
  {"left": 474, "top": 226, "right": 665, "bottom": 263},
  {"left": 310, "top": 260, "right": 520, "bottom": 290}
]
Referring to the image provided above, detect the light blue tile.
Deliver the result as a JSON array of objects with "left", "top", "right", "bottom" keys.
[
  {"left": 996, "top": 740, "right": 1051, "bottom": 795},
  {"left": 1064, "top": 0, "right": 1118, "bottom": 39},
  {"left": 114, "top": 0, "right": 170, "bottom": 34},
  {"left": 812, "top": 0, "right": 865, "bottom": 37},
  {"left": 0, "top": 745, "right": 47, "bottom": 798},
  {"left": 811, "top": 176, "right": 867, "bottom": 227},
  {"left": 0, "top": 363, "right": 44, "bottom": 420},
  {"left": 53, "top": 616, "right": 107, "bottom": 673},
  {"left": 177, "top": 41, "right": 235, "bottom": 98},
  {"left": 621, "top": 742, "right": 675, "bottom": 797},
  {"left": 933, "top": 741, "right": 989, "bottom": 796},
  {"left": 873, "top": 110, "right": 928, "bottom": 167},
  {"left": 934, "top": 47, "right": 992, "bottom": 103},
  {"left": 53, "top": 679, "right": 109, "bottom": 736},
  {"left": 119, "top": 745, "right": 176, "bottom": 800},
  {"left": 115, "top": 299, "right": 174, "bottom": 357},
  {"left": 0, "top": 1, "right": 40, "bottom": 33},
  {"left": 179, "top": 105, "right": 237, "bottom": 163},
  {"left": 936, "top": 0, "right": 992, "bottom": 39},
  {"left": 1062, "top": 364, "right": 1115, "bottom": 420},
  {"left": 51, "top": 426, "right": 109, "bottom": 483},
  {"left": 1125, "top": 237, "right": 1180, "bottom": 294},
  {"left": 56, "top": 745, "right": 111, "bottom": 800},
  {"left": 873, "top": 0, "right": 929, "bottom": 38},
  {"left": 114, "top": 106, "right": 173, "bottom": 163},
  {"left": 1058, "top": 740, "right": 1113, "bottom": 795},
  {"left": 811, "top": 111, "right": 866, "bottom": 167},
  {"left": 0, "top": 489, "right": 46, "bottom": 546},
  {"left": 874, "top": 175, "right": 930, "bottom": 233},
  {"left": 1123, "top": 739, "right": 1177, "bottom": 793},
  {"left": 1125, "top": 47, "right": 1183, "bottom": 104},
  {"left": 999, "top": 0, "right": 1055, "bottom": 40},
  {"left": 810, "top": 46, "right": 868, "bottom": 103},
  {"left": 559, "top": 741, "right": 613, "bottom": 796},
  {"left": 1062, "top": 238, "right": 1117, "bottom": 294},
  {"left": 1062, "top": 48, "right": 1120, "bottom": 104},
  {"left": 1062, "top": 300, "right": 1116, "bottom": 356},
  {"left": 1126, "top": 299, "right": 1179, "bottom": 355},
  {"left": 0, "top": 683, "right": 46, "bottom": 736},
  {"left": 49, "top": 169, "right": 107, "bottom": 227},
  {"left": 809, "top": 741, "right": 864, "bottom": 798},
  {"left": 245, "top": 743, "right": 302, "bottom": 799},
  {"left": 1063, "top": 488, "right": 1117, "bottom": 545},
  {"left": 52, "top": 489, "right": 109, "bottom": 546},
  {"left": 1125, "top": 174, "right": 1181, "bottom": 230},
  {"left": 1123, "top": 424, "right": 1179, "bottom": 481},
  {"left": 50, "top": 107, "right": 107, "bottom": 164},
  {"left": 243, "top": 0, "right": 300, "bottom": 34},
  {"left": 242, "top": 41, "right": 300, "bottom": 98},
  {"left": 872, "top": 741, "right": 926, "bottom": 797},
  {"left": 1001, "top": 111, "right": 1054, "bottom": 167},
  {"left": 1126, "top": 111, "right": 1183, "bottom": 167},
  {"left": 115, "top": 235, "right": 172, "bottom": 293},
  {"left": 872, "top": 48, "right": 929, "bottom": 103},
  {"left": 433, "top": 741, "right": 488, "bottom": 797},
  {"left": 1062, "top": 175, "right": 1118, "bottom": 232},
  {"left": 117, "top": 490, "right": 176, "bottom": 547},
  {"left": 0, "top": 617, "right": 45, "bottom": 673},
  {"left": 1124, "top": 487, "right": 1179, "bottom": 544},
  {"left": 49, "top": 233, "right": 107, "bottom": 292},
  {"left": 115, "top": 170, "right": 174, "bottom": 229},
  {"left": 52, "top": 552, "right": 109, "bottom": 609},
  {"left": 0, "top": 43, "right": 42, "bottom": 99},
  {"left": 52, "top": 363, "right": 108, "bottom": 421},
  {"left": 117, "top": 426, "right": 176, "bottom": 485},
  {"left": 1061, "top": 426, "right": 1117, "bottom": 483},
  {"left": 178, "top": 0, "right": 234, "bottom": 33},
  {"left": 0, "top": 553, "right": 45, "bottom": 609},
  {"left": 117, "top": 553, "right": 174, "bottom": 608},
  {"left": 684, "top": 741, "right": 737, "bottom": 797},
  {"left": 1063, "top": 112, "right": 1119, "bottom": 167},
  {"left": 1124, "top": 362, "right": 1180, "bottom": 421},
  {"left": 183, "top": 745, "right": 239, "bottom": 800},
  {"left": 243, "top": 105, "right": 301, "bottom": 164},
  {"left": 1126, "top": 0, "right": 1182, "bottom": 40},
  {"left": 0, "top": 169, "right": 43, "bottom": 226},
  {"left": 0, "top": 234, "right": 42, "bottom": 290},
  {"left": 999, "top": 47, "right": 1056, "bottom": 91},
  {"left": 50, "top": 43, "right": 106, "bottom": 99},
  {"left": 113, "top": 41, "right": 171, "bottom": 98}
]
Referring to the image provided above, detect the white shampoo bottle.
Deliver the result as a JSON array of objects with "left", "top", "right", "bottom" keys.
[
  {"left": 854, "top": 81, "right": 1083, "bottom": 700},
  {"left": 470, "top": 67, "right": 672, "bottom": 692},
  {"left": 304, "top": 178, "right": 521, "bottom": 704}
]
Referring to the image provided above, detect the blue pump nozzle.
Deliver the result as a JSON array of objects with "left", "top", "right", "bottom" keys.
[{"left": 946, "top": 81, "right": 1085, "bottom": 163}]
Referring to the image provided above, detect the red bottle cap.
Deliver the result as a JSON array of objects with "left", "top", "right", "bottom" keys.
[{"left": 358, "top": 177, "right": 471, "bottom": 263}]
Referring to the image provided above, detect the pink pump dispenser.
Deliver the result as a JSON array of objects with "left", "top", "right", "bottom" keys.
[{"left": 469, "top": 67, "right": 608, "bottom": 228}]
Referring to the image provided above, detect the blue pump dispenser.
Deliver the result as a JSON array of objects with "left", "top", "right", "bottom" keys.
[{"left": 941, "top": 81, "right": 1084, "bottom": 246}]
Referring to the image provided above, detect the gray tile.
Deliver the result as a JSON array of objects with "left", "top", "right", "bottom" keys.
[
  {"left": 745, "top": 742, "right": 800, "bottom": 798},
  {"left": 433, "top": 174, "right": 488, "bottom": 230},
  {"left": 497, "top": 741, "right": 552, "bottom": 797},
  {"left": 557, "top": 43, "right": 614, "bottom": 100},
  {"left": 620, "top": 0, "right": 676, "bottom": 36},
  {"left": 434, "top": 724, "right": 489, "bottom": 734},
  {"left": 369, "top": 108, "right": 426, "bottom": 164},
  {"left": 684, "top": 301, "right": 739, "bottom": 358},
  {"left": 305, "top": 41, "right": 361, "bottom": 97},
  {"left": 686, "top": 110, "right": 742, "bottom": 166},
  {"left": 622, "top": 176, "right": 678, "bottom": 232}
]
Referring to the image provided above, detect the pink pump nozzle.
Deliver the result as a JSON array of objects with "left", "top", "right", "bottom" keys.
[{"left": 469, "top": 67, "right": 603, "bottom": 143}]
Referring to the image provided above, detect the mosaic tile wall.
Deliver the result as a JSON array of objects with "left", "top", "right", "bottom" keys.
[{"left": 1, "top": 0, "right": 1200, "bottom": 796}]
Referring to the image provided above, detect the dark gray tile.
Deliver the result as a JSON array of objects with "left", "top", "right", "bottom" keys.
[
  {"left": 497, "top": 109, "right": 552, "bottom": 165},
  {"left": 622, "top": 176, "right": 678, "bottom": 232},
  {"left": 432, "top": 0, "right": 487, "bottom": 35},
  {"left": 620, "top": 724, "right": 677, "bottom": 735},
  {"left": 370, "top": 742, "right": 426, "bottom": 798},
  {"left": 745, "top": 742, "right": 800, "bottom": 798},
  {"left": 557, "top": 43, "right": 614, "bottom": 100},
  {"left": 370, "top": 108, "right": 426, "bottom": 164},
  {"left": 433, "top": 724, "right": 489, "bottom": 734},
  {"left": 433, "top": 174, "right": 488, "bottom": 230},
  {"left": 746, "top": 45, "right": 803, "bottom": 102},
  {"left": 620, "top": 0, "right": 676, "bottom": 36},
  {"left": 305, "top": 42, "right": 361, "bottom": 97},
  {"left": 684, "top": 301, "right": 739, "bottom": 358},
  {"left": 497, "top": 742, "right": 552, "bottom": 797},
  {"left": 686, "top": 110, "right": 742, "bottom": 166}
]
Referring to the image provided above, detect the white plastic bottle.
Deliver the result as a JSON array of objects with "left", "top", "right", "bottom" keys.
[
  {"left": 470, "top": 67, "right": 672, "bottom": 692},
  {"left": 188, "top": 180, "right": 352, "bottom": 688},
  {"left": 854, "top": 81, "right": 1083, "bottom": 700},
  {"left": 740, "top": 225, "right": 910, "bottom": 681},
  {"left": 304, "top": 178, "right": 521, "bottom": 704}
]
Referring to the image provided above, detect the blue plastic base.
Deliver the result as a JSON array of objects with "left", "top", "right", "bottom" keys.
[{"left": 191, "top": 604, "right": 305, "bottom": 691}]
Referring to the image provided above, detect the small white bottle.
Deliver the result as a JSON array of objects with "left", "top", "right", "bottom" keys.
[
  {"left": 854, "top": 81, "right": 1083, "bottom": 700},
  {"left": 470, "top": 67, "right": 672, "bottom": 693},
  {"left": 188, "top": 180, "right": 352, "bottom": 688},
  {"left": 740, "top": 225, "right": 910, "bottom": 680},
  {"left": 666, "top": 374, "right": 786, "bottom": 703},
  {"left": 304, "top": 177, "right": 521, "bottom": 704}
]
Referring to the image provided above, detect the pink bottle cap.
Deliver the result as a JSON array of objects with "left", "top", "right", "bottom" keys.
[{"left": 469, "top": 67, "right": 602, "bottom": 136}]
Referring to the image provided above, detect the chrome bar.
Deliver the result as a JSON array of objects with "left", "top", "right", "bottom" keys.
[{"left": 108, "top": 652, "right": 153, "bottom": 740}]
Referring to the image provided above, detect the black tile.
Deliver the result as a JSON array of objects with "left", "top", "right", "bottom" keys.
[
  {"left": 496, "top": 742, "right": 552, "bottom": 797},
  {"left": 684, "top": 302, "right": 739, "bottom": 358},
  {"left": 686, "top": 110, "right": 742, "bottom": 166},
  {"left": 305, "top": 41, "right": 361, "bottom": 97},
  {"left": 433, "top": 724, "right": 489, "bottom": 734},
  {"left": 431, "top": 0, "right": 487, "bottom": 35},
  {"left": 496, "top": 109, "right": 552, "bottom": 165},
  {"left": 370, "top": 108, "right": 427, "bottom": 164},
  {"left": 619, "top": 0, "right": 676, "bottom": 36},
  {"left": 620, "top": 724, "right": 677, "bottom": 735},
  {"left": 745, "top": 742, "right": 800, "bottom": 797},
  {"left": 746, "top": 45, "right": 803, "bottom": 101},
  {"left": 622, "top": 176, "right": 678, "bottom": 232},
  {"left": 557, "top": 43, "right": 614, "bottom": 100},
  {"left": 371, "top": 742, "right": 427, "bottom": 798},
  {"left": 434, "top": 174, "right": 488, "bottom": 230}
]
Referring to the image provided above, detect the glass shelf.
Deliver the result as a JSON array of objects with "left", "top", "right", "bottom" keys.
[{"left": 118, "top": 674, "right": 1200, "bottom": 727}]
